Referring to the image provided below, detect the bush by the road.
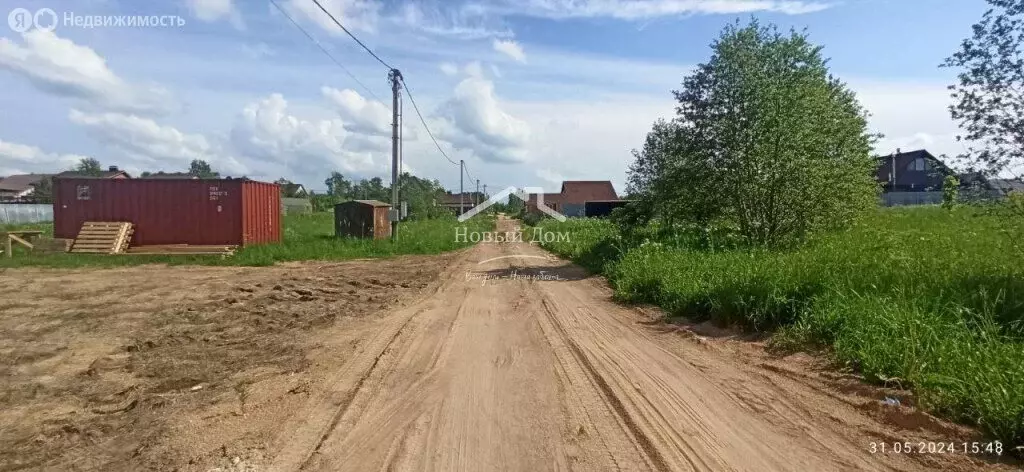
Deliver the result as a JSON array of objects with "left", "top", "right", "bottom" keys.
[{"left": 540, "top": 207, "right": 1024, "bottom": 446}]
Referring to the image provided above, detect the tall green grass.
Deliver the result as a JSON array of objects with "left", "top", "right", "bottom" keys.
[
  {"left": 540, "top": 207, "right": 1024, "bottom": 446},
  {"left": 0, "top": 213, "right": 491, "bottom": 268}
]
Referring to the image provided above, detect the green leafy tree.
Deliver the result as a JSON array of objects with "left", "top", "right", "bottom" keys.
[
  {"left": 188, "top": 159, "right": 220, "bottom": 178},
  {"left": 942, "top": 0, "right": 1024, "bottom": 176},
  {"left": 74, "top": 158, "right": 103, "bottom": 176},
  {"left": 397, "top": 172, "right": 449, "bottom": 219},
  {"left": 352, "top": 177, "right": 389, "bottom": 201},
  {"left": 29, "top": 177, "right": 53, "bottom": 203},
  {"left": 324, "top": 172, "right": 352, "bottom": 198},
  {"left": 943, "top": 175, "right": 960, "bottom": 210},
  {"left": 628, "top": 21, "right": 878, "bottom": 247}
]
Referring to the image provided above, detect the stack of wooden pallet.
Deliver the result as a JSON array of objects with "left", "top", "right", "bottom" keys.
[
  {"left": 125, "top": 245, "right": 237, "bottom": 256},
  {"left": 70, "top": 222, "right": 134, "bottom": 254}
]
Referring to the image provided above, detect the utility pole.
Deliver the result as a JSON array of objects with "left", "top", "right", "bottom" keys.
[
  {"left": 475, "top": 179, "right": 480, "bottom": 206},
  {"left": 460, "top": 159, "right": 464, "bottom": 216},
  {"left": 389, "top": 69, "right": 402, "bottom": 240}
]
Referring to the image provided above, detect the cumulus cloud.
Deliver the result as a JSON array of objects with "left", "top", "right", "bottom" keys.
[
  {"left": 230, "top": 93, "right": 383, "bottom": 177},
  {"left": 0, "top": 30, "right": 173, "bottom": 114},
  {"left": 493, "top": 39, "right": 526, "bottom": 63},
  {"left": 0, "top": 139, "right": 90, "bottom": 175},
  {"left": 434, "top": 76, "right": 530, "bottom": 163},
  {"left": 68, "top": 109, "right": 247, "bottom": 174},
  {"left": 321, "top": 86, "right": 392, "bottom": 136}
]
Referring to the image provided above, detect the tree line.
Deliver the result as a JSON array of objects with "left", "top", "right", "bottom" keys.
[
  {"left": 310, "top": 171, "right": 466, "bottom": 219},
  {"left": 25, "top": 158, "right": 225, "bottom": 203},
  {"left": 22, "top": 157, "right": 483, "bottom": 221}
]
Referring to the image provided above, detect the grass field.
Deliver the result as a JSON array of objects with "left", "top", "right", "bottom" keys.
[
  {"left": 538, "top": 207, "right": 1024, "bottom": 446},
  {"left": 0, "top": 213, "right": 491, "bottom": 268}
]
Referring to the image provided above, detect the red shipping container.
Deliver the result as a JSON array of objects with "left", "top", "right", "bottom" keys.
[{"left": 53, "top": 178, "right": 281, "bottom": 246}]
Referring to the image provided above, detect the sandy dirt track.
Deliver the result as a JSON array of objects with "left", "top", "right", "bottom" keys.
[{"left": 269, "top": 220, "right": 1016, "bottom": 472}]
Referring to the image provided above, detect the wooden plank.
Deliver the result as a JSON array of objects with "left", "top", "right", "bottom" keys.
[
  {"left": 73, "top": 243, "right": 116, "bottom": 249},
  {"left": 0, "top": 230, "right": 44, "bottom": 237},
  {"left": 9, "top": 234, "right": 34, "bottom": 250},
  {"left": 82, "top": 221, "right": 129, "bottom": 226}
]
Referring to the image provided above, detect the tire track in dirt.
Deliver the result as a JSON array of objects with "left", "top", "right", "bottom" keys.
[{"left": 268, "top": 219, "right": 1015, "bottom": 472}]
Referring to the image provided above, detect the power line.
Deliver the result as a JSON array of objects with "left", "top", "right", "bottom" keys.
[
  {"left": 269, "top": 0, "right": 382, "bottom": 102},
  {"left": 399, "top": 76, "right": 459, "bottom": 166},
  {"left": 305, "top": 0, "right": 466, "bottom": 177},
  {"left": 462, "top": 160, "right": 475, "bottom": 182},
  {"left": 309, "top": 0, "right": 393, "bottom": 70}
]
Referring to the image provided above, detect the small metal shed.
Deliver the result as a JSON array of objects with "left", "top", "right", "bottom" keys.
[{"left": 334, "top": 200, "right": 391, "bottom": 239}]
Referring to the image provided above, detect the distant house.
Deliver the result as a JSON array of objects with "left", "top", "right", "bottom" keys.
[
  {"left": 1, "top": 166, "right": 130, "bottom": 202},
  {"left": 55, "top": 166, "right": 131, "bottom": 180},
  {"left": 280, "top": 182, "right": 307, "bottom": 198},
  {"left": 874, "top": 149, "right": 1011, "bottom": 206},
  {"left": 0, "top": 174, "right": 51, "bottom": 202},
  {"left": 988, "top": 178, "right": 1024, "bottom": 196},
  {"left": 875, "top": 149, "right": 956, "bottom": 192},
  {"left": 440, "top": 192, "right": 486, "bottom": 215},
  {"left": 527, "top": 181, "right": 618, "bottom": 217}
]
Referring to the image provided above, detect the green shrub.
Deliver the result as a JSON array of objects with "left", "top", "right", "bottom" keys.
[{"left": 541, "top": 206, "right": 1024, "bottom": 445}]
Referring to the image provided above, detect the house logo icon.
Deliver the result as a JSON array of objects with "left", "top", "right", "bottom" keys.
[{"left": 458, "top": 186, "right": 566, "bottom": 222}]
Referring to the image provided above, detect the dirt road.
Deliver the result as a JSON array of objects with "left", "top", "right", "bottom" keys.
[{"left": 269, "top": 220, "right": 1010, "bottom": 472}]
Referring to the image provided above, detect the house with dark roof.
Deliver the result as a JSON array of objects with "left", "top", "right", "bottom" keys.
[
  {"left": 527, "top": 181, "right": 618, "bottom": 217},
  {"left": 0, "top": 174, "right": 51, "bottom": 201},
  {"left": 54, "top": 166, "right": 131, "bottom": 180},
  {"left": 988, "top": 178, "right": 1024, "bottom": 196},
  {"left": 873, "top": 149, "right": 1015, "bottom": 205},
  {"left": 1, "top": 166, "right": 130, "bottom": 202},
  {"left": 875, "top": 149, "right": 956, "bottom": 192},
  {"left": 440, "top": 192, "right": 486, "bottom": 215}
]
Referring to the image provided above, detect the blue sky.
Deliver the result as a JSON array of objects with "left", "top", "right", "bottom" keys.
[{"left": 0, "top": 0, "right": 990, "bottom": 194}]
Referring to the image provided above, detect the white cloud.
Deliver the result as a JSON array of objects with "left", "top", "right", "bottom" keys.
[
  {"left": 464, "top": 61, "right": 484, "bottom": 78},
  {"left": 393, "top": 2, "right": 512, "bottom": 40},
  {"left": 321, "top": 86, "right": 391, "bottom": 136},
  {"left": 493, "top": 39, "right": 526, "bottom": 63},
  {"left": 480, "top": 0, "right": 831, "bottom": 20},
  {"left": 186, "top": 0, "right": 242, "bottom": 26},
  {"left": 0, "top": 30, "right": 173, "bottom": 114},
  {"left": 850, "top": 79, "right": 964, "bottom": 159},
  {"left": 435, "top": 76, "right": 530, "bottom": 164},
  {"left": 284, "top": 0, "right": 379, "bottom": 34},
  {"left": 0, "top": 139, "right": 89, "bottom": 175},
  {"left": 230, "top": 93, "right": 383, "bottom": 177},
  {"left": 440, "top": 62, "right": 459, "bottom": 76},
  {"left": 68, "top": 109, "right": 247, "bottom": 175},
  {"left": 536, "top": 168, "right": 566, "bottom": 186}
]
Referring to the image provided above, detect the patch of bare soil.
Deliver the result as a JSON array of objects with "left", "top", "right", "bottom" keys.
[{"left": 0, "top": 253, "right": 462, "bottom": 471}]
